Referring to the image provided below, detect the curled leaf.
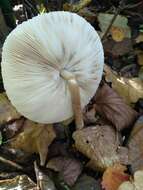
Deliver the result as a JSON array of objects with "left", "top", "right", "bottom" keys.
[
  {"left": 0, "top": 93, "right": 20, "bottom": 124},
  {"left": 73, "top": 125, "right": 128, "bottom": 171},
  {"left": 137, "top": 51, "right": 143, "bottom": 66},
  {"left": 83, "top": 107, "right": 97, "bottom": 125},
  {"left": 94, "top": 83, "right": 137, "bottom": 131},
  {"left": 47, "top": 156, "right": 82, "bottom": 186},
  {"left": 102, "top": 164, "right": 129, "bottom": 190},
  {"left": 11, "top": 120, "right": 56, "bottom": 166},
  {"left": 127, "top": 116, "right": 143, "bottom": 173},
  {"left": 104, "top": 64, "right": 143, "bottom": 104},
  {"left": 103, "top": 38, "right": 133, "bottom": 57}
]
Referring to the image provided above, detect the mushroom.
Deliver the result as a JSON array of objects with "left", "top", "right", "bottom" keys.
[{"left": 1, "top": 11, "right": 104, "bottom": 129}]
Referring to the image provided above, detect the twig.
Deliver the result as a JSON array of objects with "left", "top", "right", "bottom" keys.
[
  {"left": 0, "top": 156, "right": 23, "bottom": 170},
  {"left": 123, "top": 1, "right": 143, "bottom": 9},
  {"left": 101, "top": 0, "right": 126, "bottom": 41},
  {"left": 34, "top": 161, "right": 41, "bottom": 190},
  {"left": 24, "top": 0, "right": 39, "bottom": 14},
  {"left": 101, "top": 10, "right": 120, "bottom": 41}
]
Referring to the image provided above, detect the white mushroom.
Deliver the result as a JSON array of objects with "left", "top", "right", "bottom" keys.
[{"left": 1, "top": 11, "right": 104, "bottom": 127}]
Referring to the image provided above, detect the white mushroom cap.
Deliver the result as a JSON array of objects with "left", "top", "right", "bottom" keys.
[{"left": 1, "top": 11, "right": 104, "bottom": 124}]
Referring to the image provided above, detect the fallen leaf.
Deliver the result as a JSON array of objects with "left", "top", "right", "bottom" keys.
[
  {"left": 135, "top": 33, "right": 143, "bottom": 43},
  {"left": 118, "top": 182, "right": 134, "bottom": 190},
  {"left": 34, "top": 162, "right": 56, "bottom": 190},
  {"left": 126, "top": 115, "right": 143, "bottom": 173},
  {"left": 63, "top": 0, "right": 92, "bottom": 12},
  {"left": 138, "top": 66, "right": 143, "bottom": 80},
  {"left": 10, "top": 120, "right": 56, "bottom": 166},
  {"left": 111, "top": 26, "right": 125, "bottom": 42},
  {"left": 137, "top": 51, "right": 143, "bottom": 65},
  {"left": 47, "top": 156, "right": 82, "bottom": 186},
  {"left": 104, "top": 64, "right": 143, "bottom": 104},
  {"left": 4, "top": 117, "right": 25, "bottom": 139},
  {"left": 103, "top": 38, "right": 133, "bottom": 57},
  {"left": 48, "top": 141, "right": 68, "bottom": 159},
  {"left": 0, "top": 175, "right": 37, "bottom": 190},
  {"left": 118, "top": 170, "right": 143, "bottom": 190},
  {"left": 83, "top": 107, "right": 97, "bottom": 125},
  {"left": 94, "top": 83, "right": 137, "bottom": 131},
  {"left": 0, "top": 93, "right": 20, "bottom": 124},
  {"left": 102, "top": 164, "right": 129, "bottom": 190},
  {"left": 78, "top": 7, "right": 97, "bottom": 22},
  {"left": 73, "top": 125, "right": 128, "bottom": 171},
  {"left": 98, "top": 13, "right": 131, "bottom": 40},
  {"left": 71, "top": 174, "right": 102, "bottom": 190}
]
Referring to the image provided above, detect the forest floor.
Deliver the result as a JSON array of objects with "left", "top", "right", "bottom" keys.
[{"left": 0, "top": 0, "right": 143, "bottom": 190}]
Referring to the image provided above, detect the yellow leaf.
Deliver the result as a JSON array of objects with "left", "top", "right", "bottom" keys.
[
  {"left": 0, "top": 93, "right": 20, "bottom": 123},
  {"left": 11, "top": 120, "right": 56, "bottom": 166},
  {"left": 63, "top": 0, "right": 92, "bottom": 12},
  {"left": 104, "top": 64, "right": 143, "bottom": 104},
  {"left": 111, "top": 26, "right": 125, "bottom": 42}
]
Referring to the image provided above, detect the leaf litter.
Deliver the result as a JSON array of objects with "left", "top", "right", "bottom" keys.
[{"left": 0, "top": 0, "right": 143, "bottom": 189}]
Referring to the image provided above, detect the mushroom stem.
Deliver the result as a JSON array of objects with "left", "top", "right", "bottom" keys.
[{"left": 60, "top": 70, "right": 84, "bottom": 130}]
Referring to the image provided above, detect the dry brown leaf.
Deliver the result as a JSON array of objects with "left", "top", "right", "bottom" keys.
[
  {"left": 78, "top": 7, "right": 97, "bottom": 23},
  {"left": 137, "top": 51, "right": 143, "bottom": 66},
  {"left": 94, "top": 83, "right": 137, "bottom": 131},
  {"left": 126, "top": 115, "right": 143, "bottom": 173},
  {"left": 83, "top": 107, "right": 97, "bottom": 125},
  {"left": 135, "top": 33, "right": 143, "bottom": 43},
  {"left": 104, "top": 64, "right": 143, "bottom": 104},
  {"left": 11, "top": 120, "right": 56, "bottom": 166},
  {"left": 102, "top": 164, "right": 129, "bottom": 190},
  {"left": 47, "top": 157, "right": 82, "bottom": 186},
  {"left": 0, "top": 93, "right": 20, "bottom": 123},
  {"left": 103, "top": 38, "right": 133, "bottom": 57},
  {"left": 73, "top": 125, "right": 128, "bottom": 171},
  {"left": 118, "top": 170, "right": 143, "bottom": 190},
  {"left": 5, "top": 118, "right": 25, "bottom": 139}
]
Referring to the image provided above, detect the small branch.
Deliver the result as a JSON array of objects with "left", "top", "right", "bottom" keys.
[
  {"left": 101, "top": 0, "right": 126, "bottom": 41},
  {"left": 0, "top": 156, "right": 23, "bottom": 170},
  {"left": 101, "top": 10, "right": 120, "bottom": 41},
  {"left": 34, "top": 161, "right": 41, "bottom": 190}
]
